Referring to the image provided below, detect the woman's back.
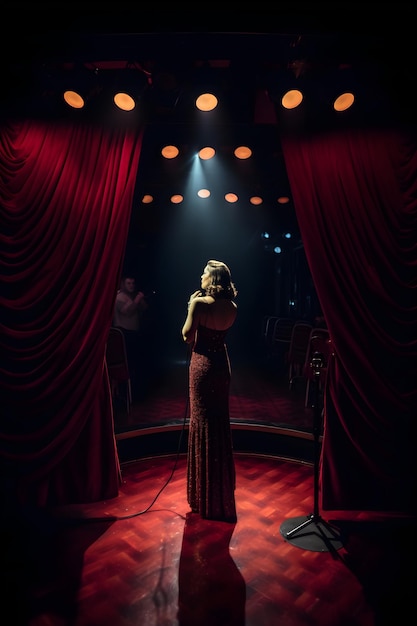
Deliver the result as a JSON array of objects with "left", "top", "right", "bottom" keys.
[
  {"left": 196, "top": 297, "right": 237, "bottom": 332},
  {"left": 182, "top": 259, "right": 238, "bottom": 522}
]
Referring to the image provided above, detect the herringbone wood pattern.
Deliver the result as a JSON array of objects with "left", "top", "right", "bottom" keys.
[{"left": 3, "top": 454, "right": 414, "bottom": 626}]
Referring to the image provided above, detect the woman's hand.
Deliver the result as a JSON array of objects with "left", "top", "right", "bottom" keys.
[
  {"left": 189, "top": 290, "right": 202, "bottom": 301},
  {"left": 187, "top": 290, "right": 202, "bottom": 310}
]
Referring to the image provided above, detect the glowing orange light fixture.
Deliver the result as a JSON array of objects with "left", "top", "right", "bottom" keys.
[
  {"left": 63, "top": 90, "right": 85, "bottom": 109},
  {"left": 333, "top": 92, "right": 355, "bottom": 112},
  {"left": 198, "top": 147, "right": 215, "bottom": 160},
  {"left": 281, "top": 89, "right": 303, "bottom": 109},
  {"left": 114, "top": 92, "right": 135, "bottom": 111},
  {"left": 162, "top": 145, "right": 179, "bottom": 159},
  {"left": 234, "top": 146, "right": 252, "bottom": 159},
  {"left": 196, "top": 93, "right": 218, "bottom": 111}
]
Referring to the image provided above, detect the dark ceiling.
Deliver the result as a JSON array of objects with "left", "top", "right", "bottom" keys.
[
  {"left": 4, "top": 2, "right": 416, "bottom": 128},
  {"left": 4, "top": 3, "right": 416, "bottom": 115},
  {"left": 2, "top": 5, "right": 416, "bottom": 253}
]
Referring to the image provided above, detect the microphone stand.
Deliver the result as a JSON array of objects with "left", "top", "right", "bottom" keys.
[{"left": 280, "top": 352, "right": 344, "bottom": 553}]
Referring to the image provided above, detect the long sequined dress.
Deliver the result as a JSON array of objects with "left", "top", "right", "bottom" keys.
[{"left": 187, "top": 325, "right": 237, "bottom": 522}]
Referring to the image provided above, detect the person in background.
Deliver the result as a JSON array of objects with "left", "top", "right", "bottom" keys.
[
  {"left": 113, "top": 276, "right": 149, "bottom": 398},
  {"left": 181, "top": 259, "right": 238, "bottom": 522}
]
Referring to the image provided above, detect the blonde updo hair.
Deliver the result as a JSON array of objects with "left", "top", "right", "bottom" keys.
[{"left": 204, "top": 259, "right": 238, "bottom": 299}]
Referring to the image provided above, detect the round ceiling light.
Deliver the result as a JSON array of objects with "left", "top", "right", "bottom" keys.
[
  {"left": 198, "top": 147, "right": 216, "bottom": 160},
  {"left": 63, "top": 90, "right": 85, "bottom": 109},
  {"left": 195, "top": 93, "right": 218, "bottom": 111},
  {"left": 281, "top": 89, "right": 303, "bottom": 110},
  {"left": 114, "top": 92, "right": 135, "bottom": 111},
  {"left": 333, "top": 92, "right": 355, "bottom": 112},
  {"left": 162, "top": 145, "right": 179, "bottom": 159},
  {"left": 234, "top": 146, "right": 252, "bottom": 159}
]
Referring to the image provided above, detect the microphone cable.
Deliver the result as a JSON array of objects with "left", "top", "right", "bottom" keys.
[{"left": 62, "top": 344, "right": 193, "bottom": 525}]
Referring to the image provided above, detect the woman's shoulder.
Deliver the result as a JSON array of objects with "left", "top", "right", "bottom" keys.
[
  {"left": 194, "top": 295, "right": 214, "bottom": 306},
  {"left": 212, "top": 298, "right": 237, "bottom": 317},
  {"left": 195, "top": 296, "right": 236, "bottom": 311},
  {"left": 217, "top": 297, "right": 237, "bottom": 309}
]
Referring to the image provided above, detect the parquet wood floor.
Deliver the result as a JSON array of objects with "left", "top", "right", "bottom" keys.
[{"left": 3, "top": 454, "right": 414, "bottom": 626}]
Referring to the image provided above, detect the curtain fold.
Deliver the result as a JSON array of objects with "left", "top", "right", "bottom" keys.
[
  {"left": 281, "top": 126, "right": 417, "bottom": 514},
  {"left": 1, "top": 115, "right": 416, "bottom": 516},
  {"left": 0, "top": 118, "right": 143, "bottom": 507}
]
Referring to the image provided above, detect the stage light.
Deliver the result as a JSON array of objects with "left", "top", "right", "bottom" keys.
[
  {"left": 62, "top": 65, "right": 100, "bottom": 110},
  {"left": 111, "top": 66, "right": 149, "bottom": 111},
  {"left": 114, "top": 91, "right": 135, "bottom": 111},
  {"left": 198, "top": 147, "right": 215, "bottom": 160},
  {"left": 225, "top": 193, "right": 238, "bottom": 203},
  {"left": 329, "top": 65, "right": 357, "bottom": 113},
  {"left": 281, "top": 88, "right": 303, "bottom": 110},
  {"left": 197, "top": 189, "right": 211, "bottom": 198},
  {"left": 267, "top": 67, "right": 306, "bottom": 111},
  {"left": 234, "top": 146, "right": 252, "bottom": 159},
  {"left": 63, "top": 90, "right": 85, "bottom": 109},
  {"left": 161, "top": 145, "right": 179, "bottom": 159},
  {"left": 333, "top": 91, "right": 355, "bottom": 112},
  {"left": 196, "top": 92, "right": 218, "bottom": 111}
]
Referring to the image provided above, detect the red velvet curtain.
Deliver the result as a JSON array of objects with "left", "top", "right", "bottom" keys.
[
  {"left": 0, "top": 118, "right": 143, "bottom": 508},
  {"left": 1, "top": 116, "right": 416, "bottom": 517},
  {"left": 281, "top": 126, "right": 417, "bottom": 515}
]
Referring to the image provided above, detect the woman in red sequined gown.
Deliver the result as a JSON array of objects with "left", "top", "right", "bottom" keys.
[{"left": 181, "top": 260, "right": 238, "bottom": 522}]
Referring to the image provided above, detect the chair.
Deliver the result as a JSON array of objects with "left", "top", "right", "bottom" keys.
[
  {"left": 106, "top": 327, "right": 132, "bottom": 414},
  {"left": 286, "top": 322, "right": 313, "bottom": 388},
  {"left": 269, "top": 317, "right": 296, "bottom": 357},
  {"left": 261, "top": 315, "right": 279, "bottom": 351},
  {"left": 303, "top": 328, "right": 332, "bottom": 407}
]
